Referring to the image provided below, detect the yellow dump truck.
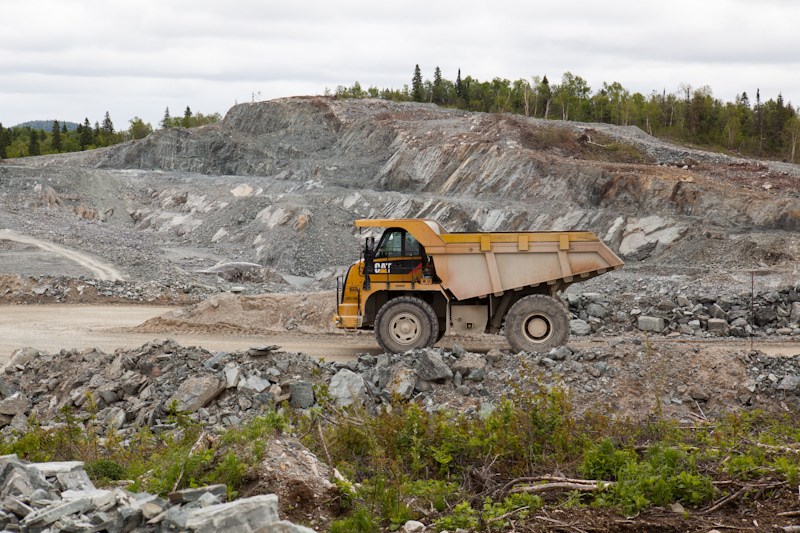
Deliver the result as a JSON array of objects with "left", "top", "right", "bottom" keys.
[{"left": 334, "top": 219, "right": 623, "bottom": 353}]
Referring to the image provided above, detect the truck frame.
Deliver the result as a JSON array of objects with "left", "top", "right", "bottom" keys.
[{"left": 334, "top": 219, "right": 623, "bottom": 353}]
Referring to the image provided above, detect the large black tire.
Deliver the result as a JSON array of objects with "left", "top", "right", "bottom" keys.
[
  {"left": 505, "top": 295, "right": 569, "bottom": 352},
  {"left": 436, "top": 319, "right": 447, "bottom": 343},
  {"left": 375, "top": 296, "right": 439, "bottom": 353}
]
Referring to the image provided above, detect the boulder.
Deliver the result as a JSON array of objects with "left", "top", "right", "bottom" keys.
[
  {"left": 224, "top": 363, "right": 242, "bottom": 388},
  {"left": 238, "top": 374, "right": 272, "bottom": 394},
  {"left": 585, "top": 303, "right": 607, "bottom": 319},
  {"left": 754, "top": 307, "right": 778, "bottom": 327},
  {"left": 166, "top": 375, "right": 226, "bottom": 413},
  {"left": 415, "top": 350, "right": 453, "bottom": 381},
  {"left": 19, "top": 497, "right": 95, "bottom": 529},
  {"left": 0, "top": 393, "right": 29, "bottom": 416},
  {"left": 386, "top": 367, "right": 417, "bottom": 399},
  {"left": 706, "top": 318, "right": 729, "bottom": 335},
  {"left": 777, "top": 375, "right": 800, "bottom": 393},
  {"left": 791, "top": 302, "right": 800, "bottom": 325},
  {"left": 637, "top": 316, "right": 665, "bottom": 333},
  {"left": 289, "top": 381, "right": 315, "bottom": 409},
  {"left": 169, "top": 484, "right": 228, "bottom": 505},
  {"left": 328, "top": 369, "right": 365, "bottom": 407},
  {"left": 709, "top": 304, "right": 728, "bottom": 320},
  {"left": 181, "top": 494, "right": 280, "bottom": 532},
  {"left": 452, "top": 353, "right": 486, "bottom": 378},
  {"left": 550, "top": 346, "right": 573, "bottom": 361},
  {"left": 400, "top": 520, "right": 426, "bottom": 533},
  {"left": 570, "top": 319, "right": 592, "bottom": 336}
]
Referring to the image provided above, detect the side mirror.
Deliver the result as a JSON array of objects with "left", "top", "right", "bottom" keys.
[{"left": 363, "top": 236, "right": 375, "bottom": 290}]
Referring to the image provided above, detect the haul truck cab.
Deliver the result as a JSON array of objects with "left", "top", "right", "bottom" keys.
[{"left": 334, "top": 219, "right": 623, "bottom": 354}]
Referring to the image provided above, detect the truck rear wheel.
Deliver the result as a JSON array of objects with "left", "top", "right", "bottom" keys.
[
  {"left": 375, "top": 296, "right": 439, "bottom": 353},
  {"left": 505, "top": 295, "right": 569, "bottom": 352}
]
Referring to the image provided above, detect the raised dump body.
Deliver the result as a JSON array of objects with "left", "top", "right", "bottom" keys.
[{"left": 334, "top": 218, "right": 623, "bottom": 353}]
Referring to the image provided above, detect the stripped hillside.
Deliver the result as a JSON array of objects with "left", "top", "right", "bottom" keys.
[{"left": 2, "top": 96, "right": 798, "bottom": 287}]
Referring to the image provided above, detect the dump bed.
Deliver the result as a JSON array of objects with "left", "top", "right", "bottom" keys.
[{"left": 356, "top": 218, "right": 623, "bottom": 300}]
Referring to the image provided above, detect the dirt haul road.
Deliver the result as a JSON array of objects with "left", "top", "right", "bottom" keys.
[
  {"left": 1, "top": 305, "right": 799, "bottom": 370},
  {"left": 0, "top": 229, "right": 125, "bottom": 281},
  {"left": 0, "top": 305, "right": 383, "bottom": 365}
]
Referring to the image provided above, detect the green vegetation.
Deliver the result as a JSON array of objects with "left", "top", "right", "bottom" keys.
[
  {"left": 1, "top": 384, "right": 798, "bottom": 530},
  {"left": 334, "top": 66, "right": 800, "bottom": 163},
  {"left": 304, "top": 378, "right": 800, "bottom": 530},
  {"left": 0, "top": 404, "right": 287, "bottom": 499},
  {"left": 0, "top": 105, "right": 221, "bottom": 159}
]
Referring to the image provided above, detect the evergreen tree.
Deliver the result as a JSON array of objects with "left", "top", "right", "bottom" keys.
[
  {"left": 539, "top": 76, "right": 552, "bottom": 118},
  {"left": 182, "top": 106, "right": 193, "bottom": 128},
  {"left": 412, "top": 64, "right": 424, "bottom": 102},
  {"left": 101, "top": 112, "right": 114, "bottom": 136},
  {"left": 0, "top": 123, "right": 7, "bottom": 159},
  {"left": 28, "top": 130, "right": 40, "bottom": 156},
  {"left": 455, "top": 68, "right": 463, "bottom": 100},
  {"left": 739, "top": 92, "right": 749, "bottom": 108},
  {"left": 79, "top": 118, "right": 94, "bottom": 149},
  {"left": 756, "top": 89, "right": 763, "bottom": 155},
  {"left": 61, "top": 123, "right": 68, "bottom": 134},
  {"left": 432, "top": 67, "right": 444, "bottom": 104},
  {"left": 161, "top": 107, "right": 172, "bottom": 129},
  {"left": 51, "top": 120, "right": 62, "bottom": 152}
]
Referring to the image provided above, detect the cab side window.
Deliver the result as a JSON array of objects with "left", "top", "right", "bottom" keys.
[{"left": 404, "top": 232, "right": 421, "bottom": 256}]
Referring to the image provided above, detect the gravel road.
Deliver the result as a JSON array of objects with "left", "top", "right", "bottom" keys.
[
  {"left": 1, "top": 304, "right": 797, "bottom": 369},
  {"left": 0, "top": 304, "right": 382, "bottom": 364},
  {"left": 0, "top": 229, "right": 125, "bottom": 281}
]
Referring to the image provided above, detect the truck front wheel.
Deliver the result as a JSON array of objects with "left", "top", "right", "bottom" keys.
[
  {"left": 375, "top": 296, "right": 439, "bottom": 353},
  {"left": 505, "top": 295, "right": 569, "bottom": 352}
]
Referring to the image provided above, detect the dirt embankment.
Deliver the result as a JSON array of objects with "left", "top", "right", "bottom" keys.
[{"left": 134, "top": 291, "right": 338, "bottom": 335}]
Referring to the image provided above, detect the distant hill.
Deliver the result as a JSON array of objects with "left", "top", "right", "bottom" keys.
[{"left": 11, "top": 120, "right": 80, "bottom": 131}]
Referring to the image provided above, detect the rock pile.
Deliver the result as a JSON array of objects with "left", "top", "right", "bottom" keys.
[
  {"left": 1, "top": 340, "right": 330, "bottom": 437},
  {"left": 329, "top": 342, "right": 800, "bottom": 418},
  {"left": 0, "top": 454, "right": 313, "bottom": 532},
  {"left": 565, "top": 288, "right": 800, "bottom": 338},
  {"left": 4, "top": 336, "right": 800, "bottom": 433},
  {"left": 742, "top": 350, "right": 800, "bottom": 405}
]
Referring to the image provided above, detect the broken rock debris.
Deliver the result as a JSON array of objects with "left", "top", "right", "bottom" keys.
[{"left": 0, "top": 454, "right": 313, "bottom": 532}]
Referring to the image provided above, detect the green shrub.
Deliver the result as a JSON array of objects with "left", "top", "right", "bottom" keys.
[
  {"left": 330, "top": 506, "right": 379, "bottom": 533},
  {"left": 86, "top": 459, "right": 126, "bottom": 482},
  {"left": 482, "top": 492, "right": 543, "bottom": 530},
  {"left": 772, "top": 456, "right": 799, "bottom": 486},
  {"left": 579, "top": 438, "right": 637, "bottom": 481},
  {"left": 432, "top": 501, "right": 479, "bottom": 532},
  {"left": 403, "top": 479, "right": 460, "bottom": 512},
  {"left": 593, "top": 445, "right": 713, "bottom": 514}
]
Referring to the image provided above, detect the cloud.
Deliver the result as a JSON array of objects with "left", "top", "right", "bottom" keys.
[{"left": 2, "top": 0, "right": 799, "bottom": 127}]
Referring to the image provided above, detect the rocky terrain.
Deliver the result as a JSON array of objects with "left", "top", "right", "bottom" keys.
[
  {"left": 1, "top": 96, "right": 800, "bottom": 531},
  {"left": 1, "top": 96, "right": 798, "bottom": 293},
  {"left": 0, "top": 454, "right": 313, "bottom": 532}
]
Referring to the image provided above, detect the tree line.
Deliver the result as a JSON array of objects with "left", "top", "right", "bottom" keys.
[
  {"left": 0, "top": 106, "right": 221, "bottom": 159},
  {"left": 333, "top": 65, "right": 800, "bottom": 162}
]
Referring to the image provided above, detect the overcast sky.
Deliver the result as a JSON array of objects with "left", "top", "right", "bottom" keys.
[{"left": 2, "top": 0, "right": 799, "bottom": 129}]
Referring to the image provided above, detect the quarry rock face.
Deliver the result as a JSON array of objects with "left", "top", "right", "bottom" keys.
[{"left": 2, "top": 96, "right": 798, "bottom": 288}]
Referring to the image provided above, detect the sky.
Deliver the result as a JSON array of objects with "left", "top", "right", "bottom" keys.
[{"left": 2, "top": 0, "right": 799, "bottom": 129}]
